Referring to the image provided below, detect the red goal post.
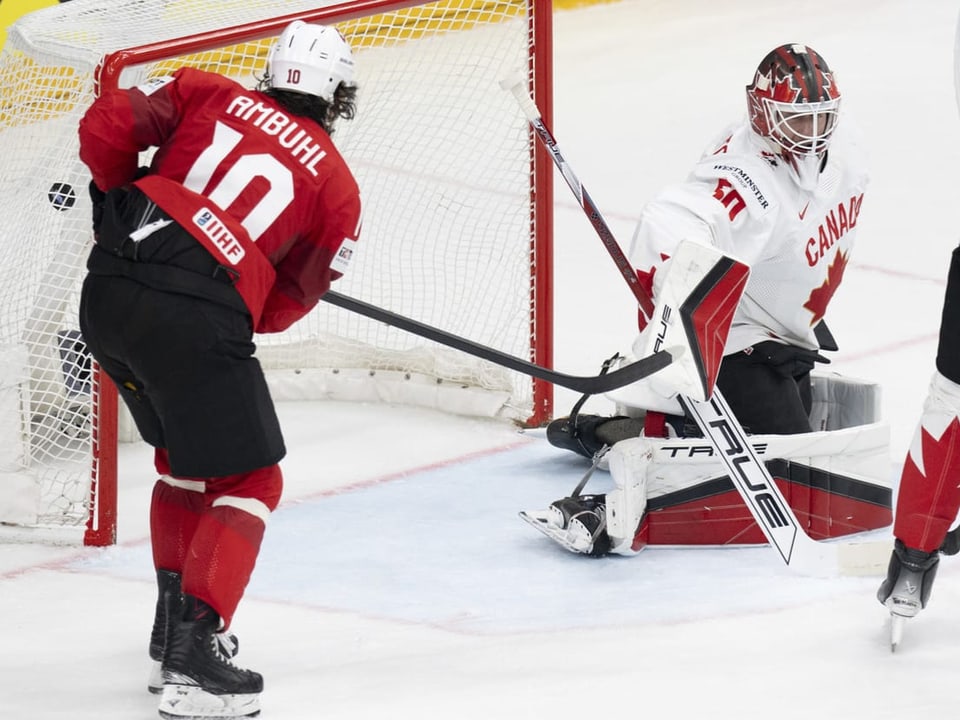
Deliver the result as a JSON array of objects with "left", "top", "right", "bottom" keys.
[{"left": 0, "top": 0, "right": 554, "bottom": 546}]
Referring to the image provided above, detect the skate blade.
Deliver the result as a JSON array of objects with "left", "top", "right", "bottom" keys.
[
  {"left": 519, "top": 510, "right": 590, "bottom": 554},
  {"left": 890, "top": 614, "right": 907, "bottom": 652},
  {"left": 148, "top": 660, "right": 163, "bottom": 695}
]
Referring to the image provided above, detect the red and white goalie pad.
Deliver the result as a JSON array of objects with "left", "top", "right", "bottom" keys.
[{"left": 603, "top": 373, "right": 892, "bottom": 554}]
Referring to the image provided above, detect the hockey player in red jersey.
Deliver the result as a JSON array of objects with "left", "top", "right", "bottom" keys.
[
  {"left": 77, "top": 20, "right": 361, "bottom": 718},
  {"left": 876, "top": 37, "right": 960, "bottom": 638},
  {"left": 875, "top": 18, "right": 960, "bottom": 649},
  {"left": 523, "top": 44, "right": 880, "bottom": 558}
]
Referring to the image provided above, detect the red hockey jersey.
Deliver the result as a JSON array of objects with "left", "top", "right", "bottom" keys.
[{"left": 78, "top": 67, "right": 362, "bottom": 333}]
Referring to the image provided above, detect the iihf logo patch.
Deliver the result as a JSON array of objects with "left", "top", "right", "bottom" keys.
[{"left": 192, "top": 207, "right": 244, "bottom": 264}]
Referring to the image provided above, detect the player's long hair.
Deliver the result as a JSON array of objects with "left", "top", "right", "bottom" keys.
[{"left": 255, "top": 78, "right": 357, "bottom": 136}]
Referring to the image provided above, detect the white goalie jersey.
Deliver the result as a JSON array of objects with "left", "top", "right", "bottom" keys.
[{"left": 630, "top": 118, "right": 869, "bottom": 353}]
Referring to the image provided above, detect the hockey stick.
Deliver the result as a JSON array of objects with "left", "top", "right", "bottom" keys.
[
  {"left": 321, "top": 290, "right": 674, "bottom": 395},
  {"left": 505, "top": 77, "right": 886, "bottom": 575},
  {"left": 501, "top": 78, "right": 654, "bottom": 319}
]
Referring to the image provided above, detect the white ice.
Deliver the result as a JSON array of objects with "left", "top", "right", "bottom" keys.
[{"left": 4, "top": 0, "right": 960, "bottom": 718}]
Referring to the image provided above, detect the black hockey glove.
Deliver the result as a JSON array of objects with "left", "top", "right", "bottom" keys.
[
  {"left": 89, "top": 180, "right": 106, "bottom": 236},
  {"left": 750, "top": 340, "right": 829, "bottom": 380}
]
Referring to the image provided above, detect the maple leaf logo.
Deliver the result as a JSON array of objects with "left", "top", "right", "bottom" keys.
[
  {"left": 747, "top": 71, "right": 772, "bottom": 130},
  {"left": 803, "top": 249, "right": 848, "bottom": 325},
  {"left": 898, "top": 417, "right": 960, "bottom": 547},
  {"left": 771, "top": 74, "right": 801, "bottom": 103},
  {"left": 748, "top": 70, "right": 802, "bottom": 133}
]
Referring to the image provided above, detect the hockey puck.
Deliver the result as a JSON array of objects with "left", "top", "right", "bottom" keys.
[{"left": 48, "top": 182, "right": 76, "bottom": 211}]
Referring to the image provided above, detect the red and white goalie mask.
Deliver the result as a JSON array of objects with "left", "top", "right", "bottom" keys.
[{"left": 746, "top": 43, "right": 841, "bottom": 159}]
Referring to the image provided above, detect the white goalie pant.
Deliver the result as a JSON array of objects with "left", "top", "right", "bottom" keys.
[{"left": 605, "top": 436, "right": 655, "bottom": 555}]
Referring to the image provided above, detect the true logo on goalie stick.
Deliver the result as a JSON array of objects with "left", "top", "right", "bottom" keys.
[
  {"left": 652, "top": 305, "right": 673, "bottom": 353},
  {"left": 708, "top": 411, "right": 792, "bottom": 530}
]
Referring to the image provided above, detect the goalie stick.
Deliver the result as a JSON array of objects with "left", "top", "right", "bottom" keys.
[
  {"left": 504, "top": 76, "right": 887, "bottom": 575},
  {"left": 321, "top": 291, "right": 675, "bottom": 395}
]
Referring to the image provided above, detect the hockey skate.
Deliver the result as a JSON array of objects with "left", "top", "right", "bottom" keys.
[
  {"left": 149, "top": 571, "right": 239, "bottom": 696},
  {"left": 546, "top": 414, "right": 646, "bottom": 460},
  {"left": 158, "top": 601, "right": 262, "bottom": 720},
  {"left": 877, "top": 539, "right": 939, "bottom": 651},
  {"left": 519, "top": 494, "right": 611, "bottom": 557}
]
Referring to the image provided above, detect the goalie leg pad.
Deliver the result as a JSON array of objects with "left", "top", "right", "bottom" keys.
[{"left": 605, "top": 437, "right": 653, "bottom": 555}]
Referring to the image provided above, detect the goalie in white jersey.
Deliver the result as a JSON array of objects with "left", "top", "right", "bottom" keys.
[{"left": 525, "top": 43, "right": 881, "bottom": 557}]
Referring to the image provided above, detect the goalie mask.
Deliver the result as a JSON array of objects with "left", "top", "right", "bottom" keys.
[
  {"left": 267, "top": 21, "right": 355, "bottom": 102},
  {"left": 746, "top": 44, "right": 841, "bottom": 158}
]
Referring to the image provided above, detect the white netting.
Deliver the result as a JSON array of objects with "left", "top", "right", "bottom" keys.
[{"left": 0, "top": 0, "right": 548, "bottom": 540}]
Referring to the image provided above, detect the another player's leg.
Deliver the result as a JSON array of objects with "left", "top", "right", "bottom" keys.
[
  {"left": 878, "top": 372, "right": 960, "bottom": 621},
  {"left": 114, "top": 291, "right": 285, "bottom": 716},
  {"left": 879, "top": 245, "right": 960, "bottom": 630},
  {"left": 157, "top": 463, "right": 282, "bottom": 719},
  {"left": 148, "top": 447, "right": 238, "bottom": 695}
]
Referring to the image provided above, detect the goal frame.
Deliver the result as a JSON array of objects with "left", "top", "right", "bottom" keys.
[{"left": 82, "top": 0, "right": 555, "bottom": 546}]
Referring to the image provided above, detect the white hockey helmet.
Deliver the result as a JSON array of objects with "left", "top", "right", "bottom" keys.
[{"left": 267, "top": 21, "right": 355, "bottom": 102}]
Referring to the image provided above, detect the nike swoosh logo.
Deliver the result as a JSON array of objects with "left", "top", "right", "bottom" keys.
[{"left": 799, "top": 202, "right": 810, "bottom": 220}]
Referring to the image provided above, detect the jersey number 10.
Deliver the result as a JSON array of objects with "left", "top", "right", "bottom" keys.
[{"left": 183, "top": 120, "right": 295, "bottom": 241}]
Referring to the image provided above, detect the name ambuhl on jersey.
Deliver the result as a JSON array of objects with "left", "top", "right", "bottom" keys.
[
  {"left": 78, "top": 67, "right": 362, "bottom": 334},
  {"left": 631, "top": 118, "right": 868, "bottom": 354}
]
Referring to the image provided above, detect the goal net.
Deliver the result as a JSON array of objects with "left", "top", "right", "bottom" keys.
[{"left": 0, "top": 0, "right": 553, "bottom": 545}]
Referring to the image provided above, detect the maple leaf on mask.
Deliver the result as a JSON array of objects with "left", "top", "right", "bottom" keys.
[{"left": 803, "top": 249, "right": 848, "bottom": 325}]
